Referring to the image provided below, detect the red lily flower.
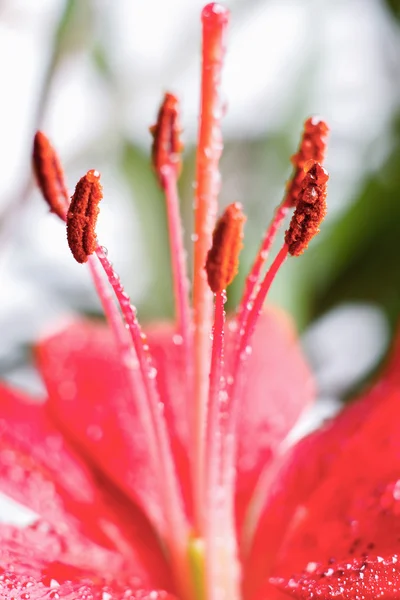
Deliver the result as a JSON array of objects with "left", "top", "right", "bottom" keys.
[{"left": 1, "top": 3, "right": 398, "bottom": 600}]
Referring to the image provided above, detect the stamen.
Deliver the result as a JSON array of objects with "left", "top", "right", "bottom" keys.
[
  {"left": 193, "top": 2, "right": 229, "bottom": 532},
  {"left": 151, "top": 94, "right": 193, "bottom": 403},
  {"left": 67, "top": 170, "right": 102, "bottom": 264},
  {"left": 204, "top": 205, "right": 244, "bottom": 600},
  {"left": 222, "top": 161, "right": 329, "bottom": 529},
  {"left": 33, "top": 131, "right": 69, "bottom": 220},
  {"left": 237, "top": 117, "right": 329, "bottom": 327},
  {"left": 150, "top": 92, "right": 183, "bottom": 185},
  {"left": 205, "top": 202, "right": 246, "bottom": 294},
  {"left": 204, "top": 204, "right": 245, "bottom": 495},
  {"left": 285, "top": 161, "right": 329, "bottom": 256}
]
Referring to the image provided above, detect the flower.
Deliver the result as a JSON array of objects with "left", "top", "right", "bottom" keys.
[{"left": 0, "top": 3, "right": 398, "bottom": 600}]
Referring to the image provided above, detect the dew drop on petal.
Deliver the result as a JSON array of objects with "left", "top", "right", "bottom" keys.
[
  {"left": 228, "top": 320, "right": 238, "bottom": 332},
  {"left": 148, "top": 367, "right": 157, "bottom": 379}
]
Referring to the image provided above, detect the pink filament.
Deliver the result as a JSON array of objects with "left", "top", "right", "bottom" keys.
[
  {"left": 237, "top": 203, "right": 289, "bottom": 330},
  {"left": 222, "top": 244, "right": 289, "bottom": 507},
  {"left": 205, "top": 290, "right": 226, "bottom": 507},
  {"left": 94, "top": 247, "right": 189, "bottom": 575},
  {"left": 205, "top": 289, "right": 240, "bottom": 600},
  {"left": 162, "top": 167, "right": 193, "bottom": 395}
]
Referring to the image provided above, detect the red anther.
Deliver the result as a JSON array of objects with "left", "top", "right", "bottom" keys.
[
  {"left": 205, "top": 202, "right": 246, "bottom": 293},
  {"left": 285, "top": 117, "right": 329, "bottom": 207},
  {"left": 33, "top": 131, "right": 69, "bottom": 220},
  {"left": 67, "top": 170, "right": 103, "bottom": 264},
  {"left": 285, "top": 162, "right": 329, "bottom": 256},
  {"left": 150, "top": 92, "right": 183, "bottom": 185}
]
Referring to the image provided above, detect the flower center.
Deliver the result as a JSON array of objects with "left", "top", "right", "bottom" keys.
[{"left": 32, "top": 4, "right": 330, "bottom": 600}]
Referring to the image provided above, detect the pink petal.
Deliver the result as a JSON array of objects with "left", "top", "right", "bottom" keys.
[
  {"left": 0, "top": 522, "right": 176, "bottom": 599},
  {"left": 245, "top": 331, "right": 400, "bottom": 600},
  {"left": 36, "top": 321, "right": 176, "bottom": 535},
  {"left": 227, "top": 308, "right": 315, "bottom": 531},
  {"left": 0, "top": 384, "right": 172, "bottom": 589},
  {"left": 271, "top": 555, "right": 400, "bottom": 599},
  {"left": 37, "top": 309, "right": 313, "bottom": 539}
]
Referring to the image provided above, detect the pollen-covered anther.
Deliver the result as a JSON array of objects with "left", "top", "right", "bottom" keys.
[
  {"left": 206, "top": 202, "right": 246, "bottom": 293},
  {"left": 33, "top": 131, "right": 69, "bottom": 220},
  {"left": 67, "top": 169, "right": 103, "bottom": 264},
  {"left": 150, "top": 92, "right": 183, "bottom": 185},
  {"left": 286, "top": 116, "right": 329, "bottom": 207},
  {"left": 285, "top": 161, "right": 329, "bottom": 256}
]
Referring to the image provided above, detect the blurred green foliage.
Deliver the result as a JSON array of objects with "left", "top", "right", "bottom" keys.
[{"left": 385, "top": 0, "right": 400, "bottom": 19}]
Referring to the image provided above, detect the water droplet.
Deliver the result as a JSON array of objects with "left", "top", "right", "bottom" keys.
[
  {"left": 102, "top": 593, "right": 112, "bottom": 600},
  {"left": 172, "top": 334, "right": 183, "bottom": 345},
  {"left": 380, "top": 480, "right": 400, "bottom": 514},
  {"left": 123, "top": 353, "right": 139, "bottom": 370},
  {"left": 148, "top": 367, "right": 157, "bottom": 379},
  {"left": 191, "top": 233, "right": 199, "bottom": 242},
  {"left": 100, "top": 246, "right": 108, "bottom": 256}
]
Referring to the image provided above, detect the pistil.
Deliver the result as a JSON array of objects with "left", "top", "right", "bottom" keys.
[{"left": 193, "top": 2, "right": 229, "bottom": 533}]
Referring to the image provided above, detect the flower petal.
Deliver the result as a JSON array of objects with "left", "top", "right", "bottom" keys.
[
  {"left": 35, "top": 321, "right": 189, "bottom": 535},
  {"left": 271, "top": 555, "right": 400, "bottom": 599},
  {"left": 0, "top": 384, "right": 171, "bottom": 589},
  {"left": 0, "top": 522, "right": 176, "bottom": 599},
  {"left": 245, "top": 332, "right": 400, "bottom": 600},
  {"left": 228, "top": 308, "right": 315, "bottom": 531}
]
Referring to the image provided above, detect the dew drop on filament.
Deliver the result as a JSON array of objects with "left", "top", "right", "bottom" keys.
[{"left": 172, "top": 333, "right": 183, "bottom": 345}]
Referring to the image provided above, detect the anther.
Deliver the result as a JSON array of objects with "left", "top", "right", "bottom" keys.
[
  {"left": 33, "top": 131, "right": 69, "bottom": 220},
  {"left": 285, "top": 161, "right": 329, "bottom": 256},
  {"left": 67, "top": 170, "right": 103, "bottom": 263},
  {"left": 150, "top": 93, "right": 183, "bottom": 185},
  {"left": 285, "top": 117, "right": 329, "bottom": 207},
  {"left": 205, "top": 202, "right": 246, "bottom": 293}
]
